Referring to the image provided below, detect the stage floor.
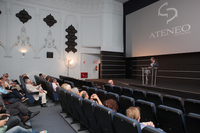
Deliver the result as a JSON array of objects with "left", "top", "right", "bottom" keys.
[{"left": 87, "top": 78, "right": 200, "bottom": 100}]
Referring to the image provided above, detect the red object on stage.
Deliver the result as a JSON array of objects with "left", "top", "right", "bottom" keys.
[{"left": 81, "top": 72, "right": 88, "bottom": 78}]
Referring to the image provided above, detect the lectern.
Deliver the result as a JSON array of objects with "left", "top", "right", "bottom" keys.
[{"left": 141, "top": 67, "right": 158, "bottom": 86}]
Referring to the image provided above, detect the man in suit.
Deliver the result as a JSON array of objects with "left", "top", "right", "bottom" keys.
[
  {"left": 145, "top": 57, "right": 158, "bottom": 85},
  {"left": 25, "top": 79, "right": 47, "bottom": 107}
]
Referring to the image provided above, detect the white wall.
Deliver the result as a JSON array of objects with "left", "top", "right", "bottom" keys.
[{"left": 0, "top": 0, "right": 123, "bottom": 80}]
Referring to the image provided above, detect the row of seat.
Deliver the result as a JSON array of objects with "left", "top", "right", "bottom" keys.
[
  {"left": 34, "top": 75, "right": 59, "bottom": 102},
  {"left": 104, "top": 84, "right": 200, "bottom": 115},
  {"left": 81, "top": 86, "right": 200, "bottom": 133},
  {"left": 56, "top": 86, "right": 165, "bottom": 133}
]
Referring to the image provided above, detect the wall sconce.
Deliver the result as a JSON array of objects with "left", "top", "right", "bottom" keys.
[{"left": 21, "top": 50, "right": 26, "bottom": 59}]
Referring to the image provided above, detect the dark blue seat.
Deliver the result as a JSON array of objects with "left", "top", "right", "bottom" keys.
[
  {"left": 104, "top": 84, "right": 113, "bottom": 92},
  {"left": 184, "top": 98, "right": 200, "bottom": 115},
  {"left": 112, "top": 86, "right": 122, "bottom": 96},
  {"left": 122, "top": 87, "right": 133, "bottom": 97},
  {"left": 88, "top": 87, "right": 97, "bottom": 97},
  {"left": 72, "top": 95, "right": 89, "bottom": 130},
  {"left": 94, "top": 105, "right": 115, "bottom": 133},
  {"left": 142, "top": 126, "right": 166, "bottom": 133},
  {"left": 163, "top": 94, "right": 185, "bottom": 114},
  {"left": 82, "top": 99, "right": 102, "bottom": 133},
  {"left": 44, "top": 80, "right": 59, "bottom": 101},
  {"left": 81, "top": 85, "right": 89, "bottom": 93},
  {"left": 146, "top": 92, "right": 163, "bottom": 107},
  {"left": 106, "top": 92, "right": 119, "bottom": 103},
  {"left": 119, "top": 95, "right": 135, "bottom": 115},
  {"left": 133, "top": 89, "right": 146, "bottom": 100},
  {"left": 186, "top": 113, "right": 200, "bottom": 133},
  {"left": 135, "top": 99, "right": 158, "bottom": 127},
  {"left": 113, "top": 113, "right": 141, "bottom": 133},
  {"left": 56, "top": 87, "right": 66, "bottom": 111},
  {"left": 157, "top": 105, "right": 187, "bottom": 133},
  {"left": 86, "top": 80, "right": 96, "bottom": 88},
  {"left": 97, "top": 89, "right": 107, "bottom": 103}
]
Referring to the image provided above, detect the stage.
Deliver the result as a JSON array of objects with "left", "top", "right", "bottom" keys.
[{"left": 87, "top": 78, "right": 200, "bottom": 100}]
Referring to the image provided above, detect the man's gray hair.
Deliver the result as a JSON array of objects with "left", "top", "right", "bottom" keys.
[
  {"left": 71, "top": 87, "right": 79, "bottom": 95},
  {"left": 25, "top": 79, "right": 30, "bottom": 84}
]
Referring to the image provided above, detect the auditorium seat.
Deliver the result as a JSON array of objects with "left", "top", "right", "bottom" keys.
[
  {"left": 65, "top": 91, "right": 80, "bottom": 122},
  {"left": 106, "top": 92, "right": 119, "bottom": 103},
  {"left": 88, "top": 87, "right": 97, "bottom": 97},
  {"left": 133, "top": 89, "right": 146, "bottom": 100},
  {"left": 86, "top": 80, "right": 96, "bottom": 88},
  {"left": 122, "top": 87, "right": 133, "bottom": 97},
  {"left": 82, "top": 99, "right": 102, "bottom": 133},
  {"left": 44, "top": 80, "right": 59, "bottom": 101},
  {"left": 163, "top": 94, "right": 185, "bottom": 114},
  {"left": 184, "top": 98, "right": 200, "bottom": 115},
  {"left": 104, "top": 84, "right": 113, "bottom": 92},
  {"left": 96, "top": 89, "right": 107, "bottom": 103},
  {"left": 157, "top": 105, "right": 187, "bottom": 133},
  {"left": 112, "top": 86, "right": 122, "bottom": 96},
  {"left": 56, "top": 87, "right": 65, "bottom": 111},
  {"left": 81, "top": 85, "right": 89, "bottom": 93},
  {"left": 119, "top": 95, "right": 135, "bottom": 115},
  {"left": 94, "top": 105, "right": 115, "bottom": 133},
  {"left": 63, "top": 89, "right": 72, "bottom": 115},
  {"left": 135, "top": 100, "right": 158, "bottom": 127},
  {"left": 141, "top": 126, "right": 165, "bottom": 133},
  {"left": 186, "top": 113, "right": 200, "bottom": 133},
  {"left": 113, "top": 113, "right": 141, "bottom": 133},
  {"left": 64, "top": 80, "right": 75, "bottom": 88},
  {"left": 72, "top": 95, "right": 89, "bottom": 130},
  {"left": 146, "top": 92, "right": 163, "bottom": 107}
]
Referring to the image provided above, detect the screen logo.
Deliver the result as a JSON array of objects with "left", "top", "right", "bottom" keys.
[{"left": 158, "top": 2, "right": 178, "bottom": 24}]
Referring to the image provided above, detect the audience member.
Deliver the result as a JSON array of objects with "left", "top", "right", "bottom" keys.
[
  {"left": 61, "top": 84, "right": 71, "bottom": 91},
  {"left": 25, "top": 79, "right": 47, "bottom": 107},
  {"left": 39, "top": 74, "right": 46, "bottom": 79},
  {"left": 71, "top": 87, "right": 79, "bottom": 96},
  {"left": 45, "top": 76, "right": 51, "bottom": 82},
  {"left": 126, "top": 107, "right": 155, "bottom": 129},
  {"left": 103, "top": 99, "right": 118, "bottom": 112},
  {"left": 52, "top": 78, "right": 60, "bottom": 92},
  {"left": 21, "top": 74, "right": 27, "bottom": 79},
  {"left": 108, "top": 79, "right": 114, "bottom": 86},
  {"left": 79, "top": 91, "right": 102, "bottom": 105},
  {"left": 0, "top": 79, "right": 28, "bottom": 102}
]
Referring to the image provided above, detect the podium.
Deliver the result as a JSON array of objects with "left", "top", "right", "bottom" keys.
[{"left": 141, "top": 67, "right": 158, "bottom": 86}]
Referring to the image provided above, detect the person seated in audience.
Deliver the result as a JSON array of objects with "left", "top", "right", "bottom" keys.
[
  {"left": 2, "top": 76, "right": 22, "bottom": 92},
  {"left": 79, "top": 91, "right": 102, "bottom": 105},
  {"left": 39, "top": 73, "right": 46, "bottom": 79},
  {"left": 22, "top": 74, "right": 27, "bottom": 79},
  {"left": 0, "top": 79, "right": 28, "bottom": 102},
  {"left": 126, "top": 107, "right": 155, "bottom": 129},
  {"left": 108, "top": 79, "right": 114, "bottom": 86},
  {"left": 3, "top": 125, "right": 47, "bottom": 133},
  {"left": 45, "top": 76, "right": 51, "bottom": 82},
  {"left": 25, "top": 79, "right": 47, "bottom": 107},
  {"left": 52, "top": 78, "right": 60, "bottom": 92},
  {"left": 71, "top": 87, "right": 79, "bottom": 96},
  {"left": 3, "top": 73, "right": 20, "bottom": 85},
  {"left": 103, "top": 99, "right": 118, "bottom": 112},
  {"left": 61, "top": 83, "right": 71, "bottom": 91}
]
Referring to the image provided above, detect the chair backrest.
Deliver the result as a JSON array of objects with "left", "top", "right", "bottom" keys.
[
  {"left": 122, "top": 87, "right": 133, "bottom": 97},
  {"left": 94, "top": 105, "right": 115, "bottom": 133},
  {"left": 141, "top": 126, "right": 166, "bottom": 133},
  {"left": 184, "top": 98, "right": 200, "bottom": 115},
  {"left": 157, "top": 105, "right": 187, "bottom": 133},
  {"left": 81, "top": 86, "right": 89, "bottom": 93},
  {"left": 133, "top": 89, "right": 146, "bottom": 100},
  {"left": 112, "top": 86, "right": 122, "bottom": 96},
  {"left": 113, "top": 113, "right": 141, "bottom": 133},
  {"left": 82, "top": 99, "right": 102, "bottom": 133},
  {"left": 86, "top": 81, "right": 95, "bottom": 87},
  {"left": 104, "top": 84, "right": 113, "bottom": 92},
  {"left": 65, "top": 91, "right": 80, "bottom": 121},
  {"left": 186, "top": 113, "right": 200, "bottom": 133},
  {"left": 72, "top": 95, "right": 89, "bottom": 128},
  {"left": 163, "top": 94, "right": 185, "bottom": 114},
  {"left": 106, "top": 92, "right": 119, "bottom": 103},
  {"left": 146, "top": 92, "right": 163, "bottom": 107},
  {"left": 56, "top": 87, "right": 65, "bottom": 110},
  {"left": 135, "top": 99, "right": 158, "bottom": 126},
  {"left": 119, "top": 95, "right": 135, "bottom": 115},
  {"left": 88, "top": 87, "right": 97, "bottom": 97},
  {"left": 97, "top": 89, "right": 107, "bottom": 103}
]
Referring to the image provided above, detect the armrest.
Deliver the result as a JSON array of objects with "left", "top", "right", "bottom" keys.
[{"left": 28, "top": 92, "right": 39, "bottom": 95}]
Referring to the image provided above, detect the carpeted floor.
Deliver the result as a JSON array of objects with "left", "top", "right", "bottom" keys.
[{"left": 28, "top": 105, "right": 76, "bottom": 133}]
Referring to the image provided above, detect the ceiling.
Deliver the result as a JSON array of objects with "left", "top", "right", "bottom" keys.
[{"left": 114, "top": 0, "right": 129, "bottom": 3}]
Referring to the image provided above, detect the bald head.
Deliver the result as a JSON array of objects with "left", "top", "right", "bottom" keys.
[{"left": 108, "top": 79, "right": 114, "bottom": 85}]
